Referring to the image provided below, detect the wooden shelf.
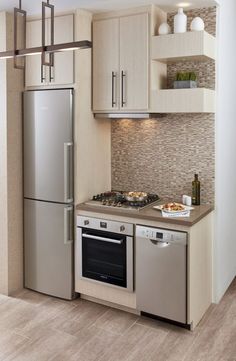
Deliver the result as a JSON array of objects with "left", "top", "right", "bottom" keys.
[
  {"left": 151, "top": 88, "right": 216, "bottom": 113},
  {"left": 151, "top": 31, "right": 216, "bottom": 63}
]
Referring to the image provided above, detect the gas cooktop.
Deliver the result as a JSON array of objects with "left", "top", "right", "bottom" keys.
[{"left": 85, "top": 191, "right": 160, "bottom": 211}]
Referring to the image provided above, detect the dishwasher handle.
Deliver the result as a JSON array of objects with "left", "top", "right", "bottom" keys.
[{"left": 150, "top": 239, "right": 170, "bottom": 248}]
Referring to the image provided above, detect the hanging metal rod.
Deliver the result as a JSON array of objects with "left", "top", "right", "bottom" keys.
[
  {"left": 0, "top": 41, "right": 92, "bottom": 60},
  {"left": 14, "top": 0, "right": 27, "bottom": 69},
  {"left": 42, "top": 0, "right": 54, "bottom": 67}
]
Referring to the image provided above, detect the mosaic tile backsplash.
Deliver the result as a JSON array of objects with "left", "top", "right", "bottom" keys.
[{"left": 111, "top": 8, "right": 216, "bottom": 204}]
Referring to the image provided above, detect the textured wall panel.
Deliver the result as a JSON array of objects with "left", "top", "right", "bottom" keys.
[
  {"left": 111, "top": 7, "right": 216, "bottom": 204},
  {"left": 111, "top": 115, "right": 215, "bottom": 204}
]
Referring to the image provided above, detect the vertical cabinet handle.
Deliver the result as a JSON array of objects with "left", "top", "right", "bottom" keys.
[
  {"left": 64, "top": 206, "right": 73, "bottom": 245},
  {"left": 49, "top": 65, "right": 54, "bottom": 82},
  {"left": 112, "top": 71, "right": 117, "bottom": 107},
  {"left": 41, "top": 65, "right": 46, "bottom": 83},
  {"left": 64, "top": 142, "right": 73, "bottom": 203},
  {"left": 121, "top": 70, "right": 126, "bottom": 107}
]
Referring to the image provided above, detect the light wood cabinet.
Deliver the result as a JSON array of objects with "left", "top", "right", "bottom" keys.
[
  {"left": 51, "top": 15, "right": 74, "bottom": 86},
  {"left": 93, "top": 13, "right": 149, "bottom": 112},
  {"left": 25, "top": 15, "right": 74, "bottom": 88},
  {"left": 119, "top": 14, "right": 149, "bottom": 111},
  {"left": 93, "top": 18, "right": 119, "bottom": 111}
]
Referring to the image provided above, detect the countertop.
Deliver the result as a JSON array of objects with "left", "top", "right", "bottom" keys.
[{"left": 76, "top": 201, "right": 214, "bottom": 227}]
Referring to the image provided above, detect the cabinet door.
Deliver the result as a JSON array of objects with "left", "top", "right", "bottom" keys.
[
  {"left": 93, "top": 18, "right": 120, "bottom": 111},
  {"left": 25, "top": 20, "right": 45, "bottom": 87},
  {"left": 120, "top": 13, "right": 149, "bottom": 111},
  {"left": 52, "top": 15, "right": 74, "bottom": 85}
]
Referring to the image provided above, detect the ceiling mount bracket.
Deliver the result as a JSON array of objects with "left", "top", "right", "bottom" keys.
[{"left": 14, "top": 0, "right": 27, "bottom": 70}]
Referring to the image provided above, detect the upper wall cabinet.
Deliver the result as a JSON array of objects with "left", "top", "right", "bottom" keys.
[
  {"left": 25, "top": 14, "right": 74, "bottom": 88},
  {"left": 120, "top": 14, "right": 149, "bottom": 111},
  {"left": 93, "top": 6, "right": 216, "bottom": 115},
  {"left": 93, "top": 18, "right": 120, "bottom": 111},
  {"left": 93, "top": 12, "right": 150, "bottom": 112}
]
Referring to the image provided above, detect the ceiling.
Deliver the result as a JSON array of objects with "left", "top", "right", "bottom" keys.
[{"left": 0, "top": 0, "right": 219, "bottom": 15}]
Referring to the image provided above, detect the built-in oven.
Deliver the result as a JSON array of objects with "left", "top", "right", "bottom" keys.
[{"left": 76, "top": 216, "right": 134, "bottom": 292}]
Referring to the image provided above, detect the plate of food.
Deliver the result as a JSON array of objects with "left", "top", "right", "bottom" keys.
[{"left": 154, "top": 202, "right": 194, "bottom": 214}]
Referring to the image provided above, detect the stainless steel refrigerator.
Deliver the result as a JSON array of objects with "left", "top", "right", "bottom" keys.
[{"left": 23, "top": 89, "right": 74, "bottom": 300}]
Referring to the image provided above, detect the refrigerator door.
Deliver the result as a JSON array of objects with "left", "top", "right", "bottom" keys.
[
  {"left": 24, "top": 199, "right": 74, "bottom": 300},
  {"left": 24, "top": 89, "right": 73, "bottom": 203}
]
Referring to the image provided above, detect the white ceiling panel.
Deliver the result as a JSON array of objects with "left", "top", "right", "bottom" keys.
[{"left": 0, "top": 0, "right": 219, "bottom": 15}]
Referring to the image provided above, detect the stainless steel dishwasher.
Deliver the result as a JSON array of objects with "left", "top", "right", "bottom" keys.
[{"left": 136, "top": 225, "right": 188, "bottom": 325}]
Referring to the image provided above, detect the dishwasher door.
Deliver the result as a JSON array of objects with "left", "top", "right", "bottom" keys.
[{"left": 136, "top": 226, "right": 187, "bottom": 324}]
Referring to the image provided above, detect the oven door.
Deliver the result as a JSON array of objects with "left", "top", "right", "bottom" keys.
[{"left": 77, "top": 228, "right": 133, "bottom": 292}]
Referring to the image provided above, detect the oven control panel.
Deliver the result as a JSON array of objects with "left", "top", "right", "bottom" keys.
[{"left": 77, "top": 216, "right": 134, "bottom": 236}]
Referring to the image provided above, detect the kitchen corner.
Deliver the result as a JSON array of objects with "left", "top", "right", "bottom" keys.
[{"left": 1, "top": 0, "right": 236, "bottom": 358}]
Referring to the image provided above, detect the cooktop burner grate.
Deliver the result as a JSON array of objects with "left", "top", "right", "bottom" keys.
[{"left": 86, "top": 191, "right": 160, "bottom": 210}]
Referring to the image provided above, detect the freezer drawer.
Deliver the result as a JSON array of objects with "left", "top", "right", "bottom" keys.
[
  {"left": 23, "top": 89, "right": 73, "bottom": 203},
  {"left": 24, "top": 199, "right": 74, "bottom": 300},
  {"left": 136, "top": 226, "right": 187, "bottom": 324}
]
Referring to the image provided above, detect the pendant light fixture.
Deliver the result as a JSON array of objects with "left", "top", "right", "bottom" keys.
[{"left": 0, "top": 0, "right": 92, "bottom": 65}]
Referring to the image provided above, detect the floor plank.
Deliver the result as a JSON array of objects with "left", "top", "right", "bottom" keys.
[{"left": 0, "top": 278, "right": 234, "bottom": 361}]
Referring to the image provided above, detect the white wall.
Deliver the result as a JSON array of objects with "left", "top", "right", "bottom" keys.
[
  {"left": 215, "top": 0, "right": 236, "bottom": 302},
  {"left": 0, "top": 12, "right": 23, "bottom": 295}
]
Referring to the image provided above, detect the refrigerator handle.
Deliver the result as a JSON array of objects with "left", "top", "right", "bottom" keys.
[
  {"left": 64, "top": 142, "right": 73, "bottom": 203},
  {"left": 64, "top": 206, "right": 73, "bottom": 245}
]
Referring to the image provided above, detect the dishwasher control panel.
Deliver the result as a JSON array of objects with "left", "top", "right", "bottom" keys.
[{"left": 136, "top": 226, "right": 187, "bottom": 245}]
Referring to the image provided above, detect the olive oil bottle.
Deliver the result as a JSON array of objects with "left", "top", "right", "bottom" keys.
[{"left": 192, "top": 174, "right": 201, "bottom": 205}]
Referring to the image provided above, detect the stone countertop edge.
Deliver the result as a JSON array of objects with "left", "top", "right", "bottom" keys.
[{"left": 76, "top": 202, "right": 214, "bottom": 227}]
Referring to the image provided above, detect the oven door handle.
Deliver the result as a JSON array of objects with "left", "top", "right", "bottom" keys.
[{"left": 82, "top": 233, "right": 123, "bottom": 245}]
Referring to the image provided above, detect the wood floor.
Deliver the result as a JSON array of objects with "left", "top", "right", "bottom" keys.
[{"left": 0, "top": 279, "right": 235, "bottom": 361}]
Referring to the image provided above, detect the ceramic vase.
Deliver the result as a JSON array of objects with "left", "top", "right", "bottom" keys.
[
  {"left": 174, "top": 8, "right": 187, "bottom": 34},
  {"left": 190, "top": 17, "right": 205, "bottom": 31},
  {"left": 158, "top": 22, "right": 171, "bottom": 35}
]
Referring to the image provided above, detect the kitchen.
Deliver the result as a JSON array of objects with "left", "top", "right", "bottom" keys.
[{"left": 0, "top": 0, "right": 236, "bottom": 360}]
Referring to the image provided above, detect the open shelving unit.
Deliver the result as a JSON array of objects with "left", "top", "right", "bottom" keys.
[
  {"left": 151, "top": 88, "right": 215, "bottom": 113},
  {"left": 152, "top": 30, "right": 216, "bottom": 63},
  {"left": 151, "top": 30, "right": 216, "bottom": 113}
]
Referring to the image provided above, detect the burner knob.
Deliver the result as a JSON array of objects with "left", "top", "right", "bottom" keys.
[
  {"left": 84, "top": 220, "right": 89, "bottom": 226},
  {"left": 120, "top": 225, "right": 125, "bottom": 232}
]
